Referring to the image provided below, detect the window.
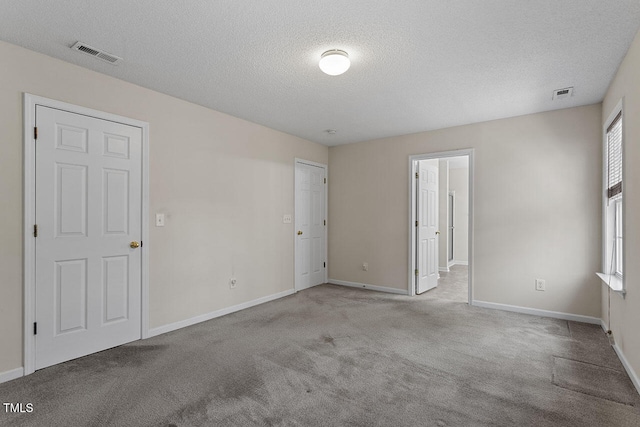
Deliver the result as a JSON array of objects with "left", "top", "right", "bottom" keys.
[
  {"left": 607, "top": 112, "right": 623, "bottom": 199},
  {"left": 603, "top": 107, "right": 623, "bottom": 283},
  {"left": 614, "top": 199, "right": 623, "bottom": 277}
]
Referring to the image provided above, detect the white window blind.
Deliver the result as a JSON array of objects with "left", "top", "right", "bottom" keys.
[{"left": 607, "top": 112, "right": 622, "bottom": 198}]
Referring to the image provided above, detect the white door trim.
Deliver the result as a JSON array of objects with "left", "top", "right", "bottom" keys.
[
  {"left": 408, "top": 149, "right": 474, "bottom": 303},
  {"left": 23, "top": 93, "right": 150, "bottom": 375},
  {"left": 294, "top": 158, "right": 328, "bottom": 291}
]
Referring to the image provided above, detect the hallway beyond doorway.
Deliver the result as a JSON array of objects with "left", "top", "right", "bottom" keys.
[{"left": 422, "top": 265, "right": 468, "bottom": 303}]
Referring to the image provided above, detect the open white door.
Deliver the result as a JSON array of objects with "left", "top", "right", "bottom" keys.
[
  {"left": 416, "top": 160, "right": 439, "bottom": 294},
  {"left": 34, "top": 105, "right": 142, "bottom": 370},
  {"left": 295, "top": 161, "right": 326, "bottom": 291}
]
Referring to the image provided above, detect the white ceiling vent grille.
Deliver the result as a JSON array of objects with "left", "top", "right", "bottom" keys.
[
  {"left": 71, "top": 42, "right": 122, "bottom": 65},
  {"left": 552, "top": 87, "right": 574, "bottom": 100}
]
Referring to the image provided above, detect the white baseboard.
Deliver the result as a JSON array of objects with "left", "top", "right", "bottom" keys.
[
  {"left": 147, "top": 289, "right": 295, "bottom": 338},
  {"left": 452, "top": 260, "right": 468, "bottom": 266},
  {"left": 611, "top": 343, "right": 640, "bottom": 396},
  {"left": 599, "top": 319, "right": 640, "bottom": 396},
  {"left": 328, "top": 279, "right": 408, "bottom": 295},
  {"left": 472, "top": 300, "right": 601, "bottom": 325},
  {"left": 439, "top": 267, "right": 450, "bottom": 272},
  {"left": 0, "top": 367, "right": 24, "bottom": 384}
]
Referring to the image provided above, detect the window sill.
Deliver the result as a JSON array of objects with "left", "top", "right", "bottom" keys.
[{"left": 596, "top": 273, "right": 626, "bottom": 298}]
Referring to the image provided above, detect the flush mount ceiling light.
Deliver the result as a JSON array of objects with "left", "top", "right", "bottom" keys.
[{"left": 319, "top": 49, "right": 350, "bottom": 76}]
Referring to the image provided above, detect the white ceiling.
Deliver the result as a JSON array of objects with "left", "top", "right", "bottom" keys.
[{"left": 1, "top": 1, "right": 639, "bottom": 146}]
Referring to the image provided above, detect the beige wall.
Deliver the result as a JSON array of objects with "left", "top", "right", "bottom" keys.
[
  {"left": 449, "top": 167, "right": 469, "bottom": 263},
  {"left": 602, "top": 29, "right": 640, "bottom": 385},
  {"left": 329, "top": 104, "right": 602, "bottom": 316},
  {"left": 0, "top": 41, "right": 328, "bottom": 374}
]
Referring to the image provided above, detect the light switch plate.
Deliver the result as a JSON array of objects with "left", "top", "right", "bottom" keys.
[
  {"left": 283, "top": 214, "right": 292, "bottom": 224},
  {"left": 155, "top": 213, "right": 165, "bottom": 227}
]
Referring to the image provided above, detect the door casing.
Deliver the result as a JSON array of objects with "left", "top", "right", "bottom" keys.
[
  {"left": 23, "top": 93, "right": 150, "bottom": 375},
  {"left": 408, "top": 149, "right": 474, "bottom": 301}
]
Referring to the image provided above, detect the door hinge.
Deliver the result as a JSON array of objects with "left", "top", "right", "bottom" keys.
[
  {"left": 415, "top": 269, "right": 419, "bottom": 276},
  {"left": 324, "top": 219, "right": 326, "bottom": 226},
  {"left": 324, "top": 262, "right": 326, "bottom": 268},
  {"left": 33, "top": 322, "right": 37, "bottom": 335},
  {"left": 33, "top": 224, "right": 38, "bottom": 237},
  {"left": 324, "top": 178, "right": 326, "bottom": 184},
  {"left": 34, "top": 127, "right": 38, "bottom": 140},
  {"left": 415, "top": 220, "right": 418, "bottom": 227},
  {"left": 415, "top": 172, "right": 419, "bottom": 179}
]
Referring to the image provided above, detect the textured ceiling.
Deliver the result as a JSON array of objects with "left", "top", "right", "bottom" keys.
[{"left": 1, "top": 1, "right": 639, "bottom": 146}]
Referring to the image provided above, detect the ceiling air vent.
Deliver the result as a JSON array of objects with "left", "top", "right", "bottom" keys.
[
  {"left": 552, "top": 87, "right": 574, "bottom": 100},
  {"left": 71, "top": 42, "right": 122, "bottom": 65}
]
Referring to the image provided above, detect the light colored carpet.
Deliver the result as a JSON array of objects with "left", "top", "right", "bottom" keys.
[
  {"left": 423, "top": 264, "right": 468, "bottom": 302},
  {"left": 1, "top": 284, "right": 639, "bottom": 426}
]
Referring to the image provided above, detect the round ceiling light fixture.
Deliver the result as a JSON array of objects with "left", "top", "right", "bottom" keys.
[{"left": 319, "top": 49, "right": 350, "bottom": 76}]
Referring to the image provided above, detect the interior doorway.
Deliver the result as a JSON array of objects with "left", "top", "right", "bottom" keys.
[
  {"left": 294, "top": 159, "right": 328, "bottom": 291},
  {"left": 415, "top": 159, "right": 439, "bottom": 294},
  {"left": 409, "top": 150, "right": 473, "bottom": 303},
  {"left": 23, "top": 94, "right": 150, "bottom": 375},
  {"left": 448, "top": 192, "right": 455, "bottom": 264}
]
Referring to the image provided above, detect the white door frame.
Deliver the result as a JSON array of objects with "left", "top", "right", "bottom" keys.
[
  {"left": 408, "top": 149, "right": 474, "bottom": 302},
  {"left": 23, "top": 93, "right": 150, "bottom": 375},
  {"left": 294, "top": 158, "right": 328, "bottom": 291}
]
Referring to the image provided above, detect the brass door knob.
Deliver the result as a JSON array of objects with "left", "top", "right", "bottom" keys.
[
  {"left": 297, "top": 231, "right": 303, "bottom": 235},
  {"left": 435, "top": 231, "right": 441, "bottom": 235},
  {"left": 130, "top": 241, "right": 140, "bottom": 248}
]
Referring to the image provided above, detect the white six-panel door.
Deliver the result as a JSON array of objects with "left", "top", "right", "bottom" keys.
[
  {"left": 417, "top": 160, "right": 439, "bottom": 294},
  {"left": 295, "top": 161, "right": 326, "bottom": 291},
  {"left": 35, "top": 105, "right": 142, "bottom": 370}
]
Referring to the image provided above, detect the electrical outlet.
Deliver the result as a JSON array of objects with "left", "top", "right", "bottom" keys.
[
  {"left": 535, "top": 279, "right": 546, "bottom": 291},
  {"left": 155, "top": 213, "right": 165, "bottom": 227},
  {"left": 362, "top": 262, "right": 368, "bottom": 271},
  {"left": 229, "top": 278, "right": 237, "bottom": 289}
]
